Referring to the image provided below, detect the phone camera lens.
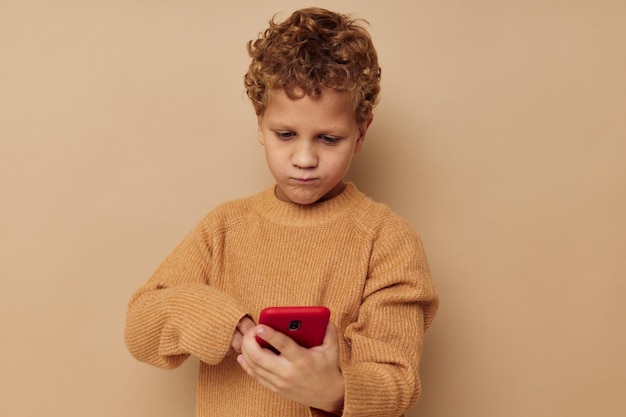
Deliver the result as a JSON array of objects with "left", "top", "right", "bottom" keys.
[{"left": 288, "top": 320, "right": 301, "bottom": 331}]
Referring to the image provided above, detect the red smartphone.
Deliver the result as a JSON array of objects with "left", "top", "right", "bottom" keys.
[{"left": 256, "top": 306, "right": 330, "bottom": 353}]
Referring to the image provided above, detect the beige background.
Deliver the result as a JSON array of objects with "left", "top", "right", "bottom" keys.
[{"left": 1, "top": 0, "right": 624, "bottom": 416}]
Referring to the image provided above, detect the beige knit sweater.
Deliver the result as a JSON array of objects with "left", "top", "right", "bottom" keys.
[{"left": 125, "top": 182, "right": 438, "bottom": 417}]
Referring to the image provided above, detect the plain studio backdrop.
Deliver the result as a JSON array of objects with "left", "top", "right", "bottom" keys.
[{"left": 1, "top": 1, "right": 624, "bottom": 416}]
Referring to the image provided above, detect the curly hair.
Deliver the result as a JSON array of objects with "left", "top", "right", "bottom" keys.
[{"left": 244, "top": 8, "right": 381, "bottom": 125}]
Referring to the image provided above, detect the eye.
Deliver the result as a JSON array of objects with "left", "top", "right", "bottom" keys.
[
  {"left": 275, "top": 131, "right": 295, "bottom": 140},
  {"left": 319, "top": 135, "right": 340, "bottom": 145}
]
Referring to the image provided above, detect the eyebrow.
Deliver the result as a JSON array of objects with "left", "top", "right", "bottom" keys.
[{"left": 265, "top": 118, "right": 349, "bottom": 134}]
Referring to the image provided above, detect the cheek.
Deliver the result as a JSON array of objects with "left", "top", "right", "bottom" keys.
[
  {"left": 264, "top": 145, "right": 286, "bottom": 169},
  {"left": 327, "top": 150, "right": 354, "bottom": 172}
]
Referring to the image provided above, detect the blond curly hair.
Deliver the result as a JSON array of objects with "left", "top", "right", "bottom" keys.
[{"left": 244, "top": 8, "right": 381, "bottom": 125}]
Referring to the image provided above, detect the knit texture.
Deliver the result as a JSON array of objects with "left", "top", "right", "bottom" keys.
[{"left": 125, "top": 182, "right": 438, "bottom": 417}]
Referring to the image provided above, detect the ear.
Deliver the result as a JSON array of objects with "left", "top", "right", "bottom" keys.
[
  {"left": 354, "top": 114, "right": 373, "bottom": 153},
  {"left": 257, "top": 115, "right": 265, "bottom": 145}
]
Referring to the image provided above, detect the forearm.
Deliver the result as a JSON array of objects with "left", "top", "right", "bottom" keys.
[
  {"left": 337, "top": 299, "right": 427, "bottom": 416},
  {"left": 125, "top": 282, "right": 248, "bottom": 367},
  {"left": 340, "top": 361, "right": 419, "bottom": 417},
  {"left": 334, "top": 223, "right": 438, "bottom": 416}
]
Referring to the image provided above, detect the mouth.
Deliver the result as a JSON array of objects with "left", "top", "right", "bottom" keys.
[{"left": 291, "top": 177, "right": 318, "bottom": 184}]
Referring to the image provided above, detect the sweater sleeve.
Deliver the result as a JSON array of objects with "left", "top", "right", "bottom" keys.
[
  {"left": 337, "top": 223, "right": 439, "bottom": 417},
  {"left": 124, "top": 219, "right": 249, "bottom": 369}
]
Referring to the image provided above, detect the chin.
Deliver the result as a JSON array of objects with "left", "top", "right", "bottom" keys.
[
  {"left": 287, "top": 190, "right": 328, "bottom": 205},
  {"left": 290, "top": 196, "right": 320, "bottom": 205},
  {"left": 277, "top": 185, "right": 324, "bottom": 205}
]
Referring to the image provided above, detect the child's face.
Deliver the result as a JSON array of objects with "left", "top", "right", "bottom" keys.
[{"left": 258, "top": 88, "right": 372, "bottom": 205}]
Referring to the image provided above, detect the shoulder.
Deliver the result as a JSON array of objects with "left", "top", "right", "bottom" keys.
[
  {"left": 347, "top": 186, "right": 419, "bottom": 240},
  {"left": 194, "top": 189, "right": 269, "bottom": 234},
  {"left": 346, "top": 186, "right": 427, "bottom": 266}
]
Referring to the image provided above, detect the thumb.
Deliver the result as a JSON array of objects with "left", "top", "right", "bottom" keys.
[{"left": 321, "top": 321, "right": 340, "bottom": 349}]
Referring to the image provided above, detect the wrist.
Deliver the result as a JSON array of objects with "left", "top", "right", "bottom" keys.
[{"left": 320, "top": 372, "right": 345, "bottom": 415}]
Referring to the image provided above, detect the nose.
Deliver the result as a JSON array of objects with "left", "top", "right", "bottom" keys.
[{"left": 292, "top": 140, "right": 318, "bottom": 169}]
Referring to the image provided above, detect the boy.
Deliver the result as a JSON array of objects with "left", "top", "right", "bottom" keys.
[{"left": 125, "top": 7, "right": 438, "bottom": 417}]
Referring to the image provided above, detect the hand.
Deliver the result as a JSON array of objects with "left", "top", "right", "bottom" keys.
[
  {"left": 237, "top": 322, "right": 345, "bottom": 414},
  {"left": 230, "top": 316, "right": 256, "bottom": 354}
]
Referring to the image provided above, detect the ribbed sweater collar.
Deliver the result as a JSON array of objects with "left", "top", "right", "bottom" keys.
[{"left": 255, "top": 182, "right": 364, "bottom": 227}]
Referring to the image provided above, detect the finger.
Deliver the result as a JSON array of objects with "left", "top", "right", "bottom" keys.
[
  {"left": 236, "top": 353, "right": 251, "bottom": 374},
  {"left": 232, "top": 316, "right": 256, "bottom": 353},
  {"left": 240, "top": 325, "right": 277, "bottom": 365},
  {"left": 239, "top": 328, "right": 284, "bottom": 380},
  {"left": 254, "top": 325, "right": 304, "bottom": 358},
  {"left": 237, "top": 315, "right": 256, "bottom": 334},
  {"left": 238, "top": 335, "right": 297, "bottom": 397},
  {"left": 237, "top": 352, "right": 272, "bottom": 384},
  {"left": 320, "top": 321, "right": 339, "bottom": 349},
  {"left": 231, "top": 329, "right": 243, "bottom": 353},
  {"left": 237, "top": 352, "right": 286, "bottom": 396}
]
